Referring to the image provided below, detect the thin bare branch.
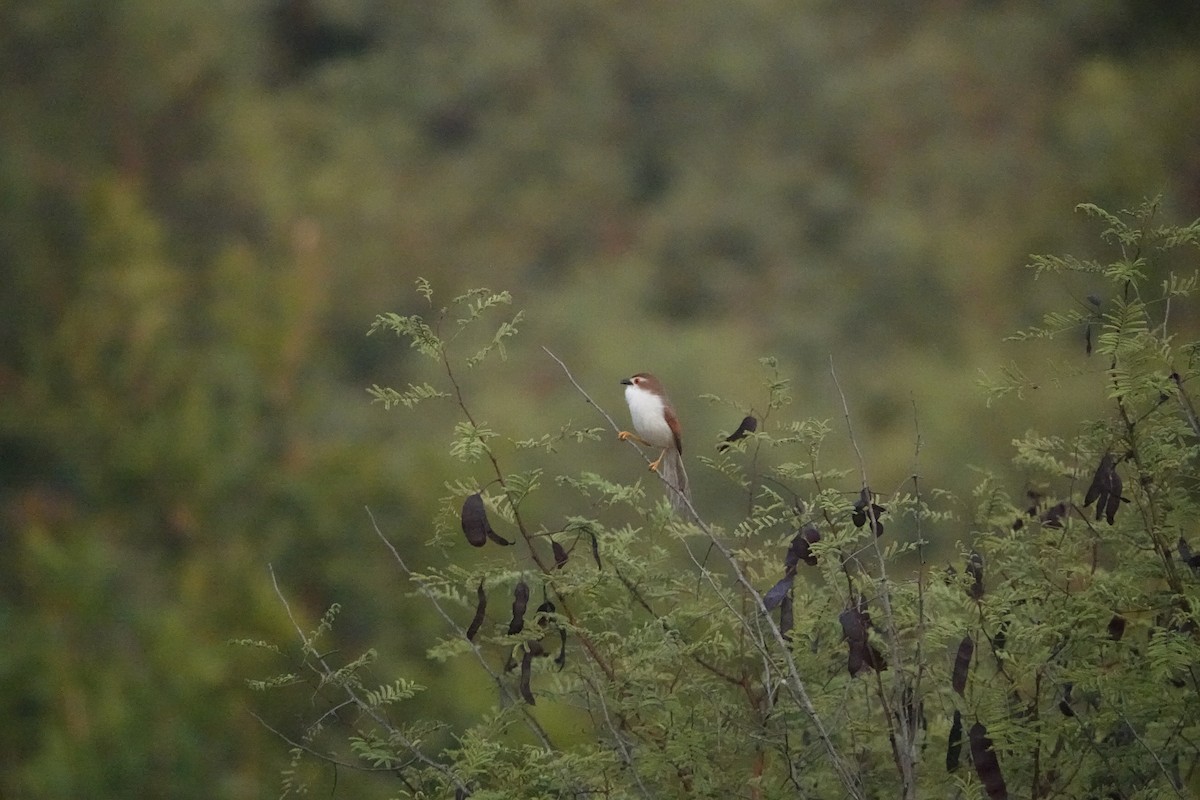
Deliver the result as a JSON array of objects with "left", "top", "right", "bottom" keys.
[
  {"left": 829, "top": 356, "right": 916, "bottom": 797},
  {"left": 547, "top": 349, "right": 866, "bottom": 800},
  {"left": 268, "top": 564, "right": 472, "bottom": 796},
  {"left": 365, "top": 506, "right": 556, "bottom": 750}
]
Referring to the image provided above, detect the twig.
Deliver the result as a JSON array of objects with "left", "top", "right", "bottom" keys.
[
  {"left": 543, "top": 347, "right": 625, "bottom": 432},
  {"left": 268, "top": 564, "right": 472, "bottom": 796},
  {"left": 908, "top": 395, "right": 928, "bottom": 779},
  {"left": 248, "top": 710, "right": 404, "bottom": 773},
  {"left": 544, "top": 346, "right": 697, "bottom": 521},
  {"left": 1171, "top": 371, "right": 1200, "bottom": 441},
  {"left": 584, "top": 671, "right": 655, "bottom": 800},
  {"left": 829, "top": 356, "right": 916, "bottom": 798},
  {"left": 444, "top": 342, "right": 615, "bottom": 682},
  {"left": 365, "top": 506, "right": 556, "bottom": 750},
  {"left": 546, "top": 349, "right": 866, "bottom": 800},
  {"left": 1117, "top": 710, "right": 1187, "bottom": 799}
]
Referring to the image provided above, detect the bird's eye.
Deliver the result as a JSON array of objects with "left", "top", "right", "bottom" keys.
[{"left": 634, "top": 377, "right": 643, "bottom": 384}]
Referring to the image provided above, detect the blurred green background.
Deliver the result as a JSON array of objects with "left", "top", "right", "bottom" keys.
[{"left": 2, "top": 0, "right": 1199, "bottom": 796}]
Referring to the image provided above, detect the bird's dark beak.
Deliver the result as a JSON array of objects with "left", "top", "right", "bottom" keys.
[{"left": 620, "top": 378, "right": 632, "bottom": 385}]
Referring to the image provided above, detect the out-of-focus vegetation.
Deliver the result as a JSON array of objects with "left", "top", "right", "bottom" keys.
[{"left": 0, "top": 1, "right": 1198, "bottom": 797}]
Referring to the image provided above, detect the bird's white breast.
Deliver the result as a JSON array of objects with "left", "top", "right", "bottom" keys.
[{"left": 625, "top": 385, "right": 676, "bottom": 449}]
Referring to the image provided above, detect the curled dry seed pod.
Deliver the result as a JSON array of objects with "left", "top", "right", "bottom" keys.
[
  {"left": 554, "top": 627, "right": 567, "bottom": 669},
  {"left": 485, "top": 528, "right": 513, "bottom": 546},
  {"left": 763, "top": 575, "right": 794, "bottom": 611},
  {"left": 991, "top": 620, "right": 1009, "bottom": 668},
  {"left": 839, "top": 606, "right": 885, "bottom": 676},
  {"left": 461, "top": 492, "right": 513, "bottom": 546},
  {"left": 1108, "top": 614, "right": 1126, "bottom": 641},
  {"left": 1103, "top": 481, "right": 1123, "bottom": 525},
  {"left": 1178, "top": 538, "right": 1200, "bottom": 573},
  {"left": 1083, "top": 453, "right": 1112, "bottom": 507},
  {"left": 952, "top": 635, "right": 974, "bottom": 696},
  {"left": 779, "top": 594, "right": 794, "bottom": 640},
  {"left": 785, "top": 525, "right": 821, "bottom": 571},
  {"left": 460, "top": 493, "right": 490, "bottom": 547},
  {"left": 587, "top": 529, "right": 603, "bottom": 569},
  {"left": 552, "top": 539, "right": 569, "bottom": 569},
  {"left": 1025, "top": 489, "right": 1043, "bottom": 518},
  {"left": 1040, "top": 501, "right": 1068, "bottom": 529},
  {"left": 717, "top": 415, "right": 758, "bottom": 451},
  {"left": 519, "top": 642, "right": 542, "bottom": 705},
  {"left": 1083, "top": 453, "right": 1126, "bottom": 525},
  {"left": 465, "top": 579, "right": 486, "bottom": 641},
  {"left": 839, "top": 608, "right": 866, "bottom": 675},
  {"left": 507, "top": 580, "right": 529, "bottom": 635},
  {"left": 536, "top": 599, "right": 555, "bottom": 627},
  {"left": 946, "top": 709, "right": 963, "bottom": 772},
  {"left": 969, "top": 721, "right": 1008, "bottom": 800},
  {"left": 851, "top": 487, "right": 886, "bottom": 537},
  {"left": 967, "top": 551, "right": 984, "bottom": 600}
]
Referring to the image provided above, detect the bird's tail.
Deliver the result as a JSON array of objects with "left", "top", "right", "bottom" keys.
[{"left": 660, "top": 450, "right": 692, "bottom": 518}]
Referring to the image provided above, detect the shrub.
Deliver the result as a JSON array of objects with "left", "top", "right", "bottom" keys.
[{"left": 245, "top": 202, "right": 1200, "bottom": 799}]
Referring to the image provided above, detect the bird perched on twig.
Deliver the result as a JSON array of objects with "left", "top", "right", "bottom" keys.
[{"left": 619, "top": 373, "right": 691, "bottom": 516}]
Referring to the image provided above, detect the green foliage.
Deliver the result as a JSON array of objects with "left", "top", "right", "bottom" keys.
[
  {"left": 247, "top": 211, "right": 1200, "bottom": 798},
  {"left": 5, "top": 1, "right": 1200, "bottom": 797}
]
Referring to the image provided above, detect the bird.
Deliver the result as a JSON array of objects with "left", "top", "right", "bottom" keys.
[{"left": 619, "top": 373, "right": 691, "bottom": 515}]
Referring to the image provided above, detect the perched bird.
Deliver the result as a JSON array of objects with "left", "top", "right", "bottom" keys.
[{"left": 619, "top": 373, "right": 691, "bottom": 515}]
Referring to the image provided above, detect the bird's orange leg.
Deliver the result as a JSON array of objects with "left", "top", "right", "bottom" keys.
[
  {"left": 648, "top": 449, "right": 666, "bottom": 472},
  {"left": 618, "top": 431, "right": 652, "bottom": 447}
]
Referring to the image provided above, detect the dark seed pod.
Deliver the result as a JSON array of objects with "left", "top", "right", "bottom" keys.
[
  {"left": 552, "top": 540, "right": 569, "bottom": 569},
  {"left": 460, "top": 493, "right": 490, "bottom": 547},
  {"left": 992, "top": 621, "right": 1008, "bottom": 659},
  {"left": 969, "top": 721, "right": 1008, "bottom": 800},
  {"left": 465, "top": 579, "right": 486, "bottom": 641},
  {"left": 1057, "top": 684, "right": 1075, "bottom": 717},
  {"left": 485, "top": 528, "right": 514, "bottom": 546},
  {"left": 1040, "top": 502, "right": 1068, "bottom": 528},
  {"left": 717, "top": 415, "right": 758, "bottom": 451},
  {"left": 946, "top": 709, "right": 963, "bottom": 772},
  {"left": 763, "top": 575, "right": 795, "bottom": 611},
  {"left": 967, "top": 551, "right": 985, "bottom": 600},
  {"left": 536, "top": 599, "right": 555, "bottom": 628},
  {"left": 1108, "top": 614, "right": 1126, "bottom": 641},
  {"left": 507, "top": 580, "right": 529, "bottom": 635},
  {"left": 554, "top": 627, "right": 567, "bottom": 669},
  {"left": 952, "top": 635, "right": 974, "bottom": 697},
  {"left": 785, "top": 525, "right": 821, "bottom": 570},
  {"left": 851, "top": 487, "right": 886, "bottom": 537},
  {"left": 779, "top": 595, "right": 794, "bottom": 640},
  {"left": 1083, "top": 453, "right": 1125, "bottom": 525},
  {"left": 1103, "top": 483, "right": 1122, "bottom": 525},
  {"left": 1178, "top": 538, "right": 1200, "bottom": 573},
  {"left": 587, "top": 529, "right": 602, "bottom": 569},
  {"left": 839, "top": 605, "right": 885, "bottom": 676},
  {"left": 519, "top": 643, "right": 540, "bottom": 705}
]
